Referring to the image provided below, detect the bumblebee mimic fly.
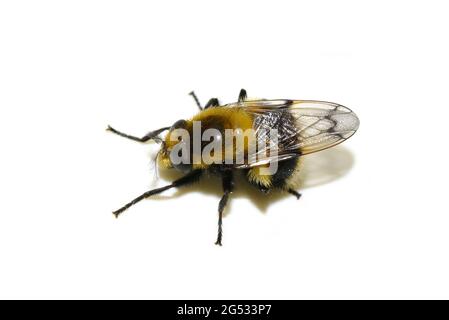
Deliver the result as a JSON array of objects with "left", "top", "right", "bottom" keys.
[{"left": 107, "top": 89, "right": 359, "bottom": 245}]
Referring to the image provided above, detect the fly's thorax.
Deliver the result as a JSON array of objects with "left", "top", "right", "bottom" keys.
[
  {"left": 192, "top": 107, "right": 255, "bottom": 166},
  {"left": 160, "top": 108, "right": 256, "bottom": 172}
]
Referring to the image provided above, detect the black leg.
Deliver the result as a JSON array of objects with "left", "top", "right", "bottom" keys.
[
  {"left": 215, "top": 170, "right": 234, "bottom": 246},
  {"left": 189, "top": 91, "right": 203, "bottom": 110},
  {"left": 238, "top": 88, "right": 247, "bottom": 102},
  {"left": 204, "top": 98, "right": 220, "bottom": 109},
  {"left": 113, "top": 170, "right": 202, "bottom": 218},
  {"left": 288, "top": 189, "right": 302, "bottom": 200},
  {"left": 107, "top": 125, "right": 169, "bottom": 143},
  {"left": 189, "top": 91, "right": 220, "bottom": 110}
]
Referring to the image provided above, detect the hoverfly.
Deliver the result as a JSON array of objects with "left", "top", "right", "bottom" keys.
[{"left": 108, "top": 89, "right": 359, "bottom": 245}]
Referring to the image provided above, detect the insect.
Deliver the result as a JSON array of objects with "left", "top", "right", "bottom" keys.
[{"left": 108, "top": 89, "right": 359, "bottom": 245}]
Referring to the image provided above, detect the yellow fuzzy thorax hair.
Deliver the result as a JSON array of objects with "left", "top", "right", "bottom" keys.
[
  {"left": 159, "top": 107, "right": 254, "bottom": 169},
  {"left": 190, "top": 107, "right": 253, "bottom": 130}
]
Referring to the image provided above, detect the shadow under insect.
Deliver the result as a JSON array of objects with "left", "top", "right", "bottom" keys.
[{"left": 153, "top": 146, "right": 355, "bottom": 214}]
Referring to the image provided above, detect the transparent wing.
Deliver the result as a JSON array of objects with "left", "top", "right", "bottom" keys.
[{"left": 223, "top": 99, "right": 359, "bottom": 168}]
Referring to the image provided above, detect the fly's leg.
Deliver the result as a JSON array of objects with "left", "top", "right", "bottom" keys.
[
  {"left": 204, "top": 98, "right": 220, "bottom": 109},
  {"left": 215, "top": 170, "right": 234, "bottom": 246},
  {"left": 238, "top": 88, "right": 247, "bottom": 102},
  {"left": 112, "top": 170, "right": 202, "bottom": 217},
  {"left": 287, "top": 189, "right": 302, "bottom": 200},
  {"left": 107, "top": 125, "right": 169, "bottom": 143},
  {"left": 189, "top": 91, "right": 220, "bottom": 110},
  {"left": 189, "top": 91, "right": 203, "bottom": 110}
]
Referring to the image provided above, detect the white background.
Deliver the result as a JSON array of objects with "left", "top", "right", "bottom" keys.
[{"left": 1, "top": 1, "right": 448, "bottom": 299}]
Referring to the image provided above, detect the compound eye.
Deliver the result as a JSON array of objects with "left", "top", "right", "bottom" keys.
[{"left": 171, "top": 119, "right": 187, "bottom": 130}]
